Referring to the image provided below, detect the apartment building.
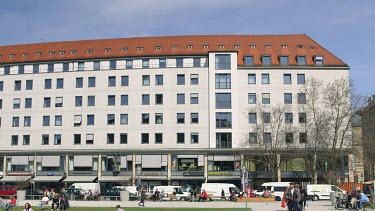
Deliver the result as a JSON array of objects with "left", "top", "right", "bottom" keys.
[{"left": 0, "top": 35, "right": 349, "bottom": 191}]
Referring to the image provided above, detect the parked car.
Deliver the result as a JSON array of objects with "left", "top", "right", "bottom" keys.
[
  {"left": 104, "top": 189, "right": 120, "bottom": 196},
  {"left": 26, "top": 189, "right": 44, "bottom": 195}
]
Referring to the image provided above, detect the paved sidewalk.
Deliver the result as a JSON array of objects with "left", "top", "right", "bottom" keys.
[{"left": 18, "top": 199, "right": 335, "bottom": 210}]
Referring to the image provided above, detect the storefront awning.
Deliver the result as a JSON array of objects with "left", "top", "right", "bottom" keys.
[
  {"left": 1, "top": 176, "right": 31, "bottom": 182},
  {"left": 207, "top": 176, "right": 240, "bottom": 181},
  {"left": 33, "top": 176, "right": 63, "bottom": 182},
  {"left": 171, "top": 176, "right": 205, "bottom": 180},
  {"left": 63, "top": 176, "right": 97, "bottom": 182},
  {"left": 138, "top": 176, "right": 167, "bottom": 180},
  {"left": 97, "top": 176, "right": 131, "bottom": 182}
]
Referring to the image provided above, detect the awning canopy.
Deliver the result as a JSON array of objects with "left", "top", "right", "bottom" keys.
[
  {"left": 207, "top": 176, "right": 240, "bottom": 181},
  {"left": 1, "top": 176, "right": 31, "bottom": 182},
  {"left": 97, "top": 176, "right": 131, "bottom": 182},
  {"left": 63, "top": 176, "right": 97, "bottom": 182},
  {"left": 138, "top": 176, "right": 167, "bottom": 180},
  {"left": 171, "top": 176, "right": 205, "bottom": 180},
  {"left": 33, "top": 176, "right": 63, "bottom": 182}
]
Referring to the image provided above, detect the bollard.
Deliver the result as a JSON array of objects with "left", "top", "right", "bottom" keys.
[{"left": 246, "top": 202, "right": 248, "bottom": 208}]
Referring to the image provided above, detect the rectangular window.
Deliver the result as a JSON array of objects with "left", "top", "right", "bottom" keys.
[
  {"left": 55, "top": 115, "right": 62, "bottom": 126},
  {"left": 45, "top": 79, "right": 52, "bottom": 89},
  {"left": 74, "top": 134, "right": 81, "bottom": 145},
  {"left": 283, "top": 74, "right": 292, "bottom": 84},
  {"left": 86, "top": 134, "right": 94, "bottom": 145},
  {"left": 26, "top": 80, "right": 33, "bottom": 90},
  {"left": 286, "top": 133, "right": 294, "bottom": 144},
  {"left": 56, "top": 78, "right": 64, "bottom": 89},
  {"left": 155, "top": 133, "right": 163, "bottom": 144},
  {"left": 94, "top": 61, "right": 101, "bottom": 70},
  {"left": 14, "top": 80, "right": 21, "bottom": 91},
  {"left": 190, "top": 74, "right": 198, "bottom": 85},
  {"left": 176, "top": 58, "right": 183, "bottom": 67},
  {"left": 193, "top": 58, "right": 201, "bottom": 67},
  {"left": 299, "top": 133, "right": 307, "bottom": 143},
  {"left": 75, "top": 96, "right": 82, "bottom": 107},
  {"left": 141, "top": 133, "right": 149, "bottom": 144},
  {"left": 142, "top": 75, "right": 150, "bottom": 86},
  {"left": 280, "top": 56, "right": 289, "bottom": 65},
  {"left": 107, "top": 133, "right": 115, "bottom": 144},
  {"left": 191, "top": 133, "right": 199, "bottom": 144},
  {"left": 190, "top": 93, "right": 198, "bottom": 104},
  {"left": 76, "top": 77, "right": 83, "bottom": 88},
  {"left": 73, "top": 115, "right": 82, "bottom": 126},
  {"left": 109, "top": 60, "right": 117, "bottom": 69},
  {"left": 0, "top": 99, "right": 2, "bottom": 109},
  {"left": 42, "top": 134, "right": 49, "bottom": 145},
  {"left": 12, "top": 117, "right": 19, "bottom": 127},
  {"left": 177, "top": 74, "right": 185, "bottom": 85},
  {"left": 248, "top": 113, "right": 257, "bottom": 124},
  {"left": 48, "top": 63, "right": 54, "bottom": 72},
  {"left": 155, "top": 113, "right": 163, "bottom": 124},
  {"left": 121, "top": 95, "right": 128, "bottom": 105},
  {"left": 284, "top": 93, "right": 292, "bottom": 104},
  {"left": 13, "top": 98, "right": 20, "bottom": 109},
  {"left": 142, "top": 59, "right": 149, "bottom": 69},
  {"left": 248, "top": 74, "right": 256, "bottom": 84},
  {"left": 43, "top": 116, "right": 50, "bottom": 126},
  {"left": 126, "top": 60, "right": 133, "bottom": 69},
  {"left": 78, "top": 62, "right": 85, "bottom": 71},
  {"left": 88, "top": 77, "right": 96, "bottom": 87},
  {"left": 0, "top": 81, "right": 3, "bottom": 91},
  {"left": 54, "top": 134, "right": 62, "bottom": 145},
  {"left": 19, "top": 65, "right": 25, "bottom": 74},
  {"left": 262, "top": 93, "right": 270, "bottom": 104},
  {"left": 142, "top": 113, "right": 149, "bottom": 124},
  {"left": 263, "top": 133, "right": 272, "bottom": 144},
  {"left": 108, "top": 95, "right": 115, "bottom": 106},
  {"left": 215, "top": 54, "right": 231, "bottom": 70},
  {"left": 216, "top": 93, "right": 231, "bottom": 109},
  {"left": 155, "top": 94, "right": 163, "bottom": 105},
  {"left": 191, "top": 113, "right": 199, "bottom": 124},
  {"left": 177, "top": 94, "right": 185, "bottom": 104},
  {"left": 155, "top": 75, "right": 163, "bottom": 85},
  {"left": 244, "top": 55, "right": 254, "bottom": 66},
  {"left": 177, "top": 113, "right": 185, "bottom": 124},
  {"left": 216, "top": 112, "right": 232, "bottom": 128},
  {"left": 262, "top": 112, "right": 271, "bottom": 123},
  {"left": 11, "top": 135, "right": 18, "bottom": 146},
  {"left": 63, "top": 63, "right": 69, "bottom": 72},
  {"left": 44, "top": 97, "right": 51, "bottom": 108},
  {"left": 55, "top": 97, "right": 63, "bottom": 107},
  {"left": 215, "top": 74, "right": 231, "bottom": 89},
  {"left": 23, "top": 135, "right": 30, "bottom": 145},
  {"left": 25, "top": 98, "right": 32, "bottom": 108},
  {"left": 297, "top": 74, "right": 305, "bottom": 84},
  {"left": 107, "top": 114, "right": 115, "bottom": 125},
  {"left": 177, "top": 133, "right": 185, "bottom": 144},
  {"left": 262, "top": 55, "right": 271, "bottom": 65},
  {"left": 285, "top": 113, "right": 293, "bottom": 123},
  {"left": 87, "top": 115, "right": 95, "bottom": 125},
  {"left": 159, "top": 59, "right": 166, "bottom": 68},
  {"left": 142, "top": 94, "right": 150, "bottom": 105},
  {"left": 121, "top": 76, "right": 129, "bottom": 86},
  {"left": 216, "top": 133, "right": 232, "bottom": 148},
  {"left": 24, "top": 116, "right": 31, "bottom": 127},
  {"left": 120, "top": 133, "right": 128, "bottom": 144},
  {"left": 120, "top": 114, "right": 128, "bottom": 125},
  {"left": 87, "top": 96, "right": 95, "bottom": 106},
  {"left": 299, "top": 113, "right": 306, "bottom": 123},
  {"left": 315, "top": 56, "right": 324, "bottom": 66},
  {"left": 4, "top": 66, "right": 10, "bottom": 75},
  {"left": 298, "top": 93, "right": 306, "bottom": 104},
  {"left": 297, "top": 56, "right": 306, "bottom": 65},
  {"left": 249, "top": 133, "right": 257, "bottom": 144},
  {"left": 108, "top": 76, "right": 116, "bottom": 87},
  {"left": 261, "top": 74, "right": 270, "bottom": 84},
  {"left": 248, "top": 93, "right": 257, "bottom": 104},
  {"left": 33, "top": 64, "right": 39, "bottom": 73}
]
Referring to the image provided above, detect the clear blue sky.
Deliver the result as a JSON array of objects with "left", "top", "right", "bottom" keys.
[{"left": 0, "top": 0, "right": 373, "bottom": 95}]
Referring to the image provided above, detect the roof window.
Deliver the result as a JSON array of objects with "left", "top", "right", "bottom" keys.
[
  {"left": 297, "top": 55, "right": 306, "bottom": 65},
  {"left": 36, "top": 52, "right": 41, "bottom": 56},
  {"left": 234, "top": 45, "right": 240, "bottom": 49},
  {"left": 297, "top": 45, "right": 304, "bottom": 49},
  {"left": 187, "top": 45, "right": 193, "bottom": 49},
  {"left": 49, "top": 52, "right": 55, "bottom": 55},
  {"left": 155, "top": 46, "right": 162, "bottom": 50},
  {"left": 250, "top": 45, "right": 256, "bottom": 49},
  {"left": 136, "top": 47, "right": 143, "bottom": 51},
  {"left": 203, "top": 45, "right": 209, "bottom": 49},
  {"left": 9, "top": 54, "right": 15, "bottom": 58},
  {"left": 86, "top": 49, "right": 93, "bottom": 53},
  {"left": 59, "top": 51, "right": 65, "bottom": 55},
  {"left": 265, "top": 45, "right": 271, "bottom": 49},
  {"left": 22, "top": 53, "right": 28, "bottom": 57},
  {"left": 121, "top": 47, "right": 128, "bottom": 52},
  {"left": 104, "top": 48, "right": 111, "bottom": 52},
  {"left": 171, "top": 45, "right": 177, "bottom": 50},
  {"left": 282, "top": 45, "right": 288, "bottom": 49},
  {"left": 219, "top": 45, "right": 225, "bottom": 49},
  {"left": 310, "top": 45, "right": 315, "bottom": 49},
  {"left": 314, "top": 55, "right": 324, "bottom": 66},
  {"left": 71, "top": 50, "right": 77, "bottom": 54}
]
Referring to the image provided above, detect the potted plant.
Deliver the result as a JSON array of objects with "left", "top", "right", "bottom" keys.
[{"left": 15, "top": 176, "right": 30, "bottom": 201}]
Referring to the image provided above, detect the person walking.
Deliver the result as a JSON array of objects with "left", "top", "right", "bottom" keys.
[
  {"left": 221, "top": 188, "right": 226, "bottom": 200},
  {"left": 138, "top": 188, "right": 145, "bottom": 207},
  {"left": 299, "top": 186, "right": 307, "bottom": 210},
  {"left": 286, "top": 183, "right": 301, "bottom": 211}
]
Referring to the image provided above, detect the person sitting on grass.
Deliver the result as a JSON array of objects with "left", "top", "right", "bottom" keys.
[
  {"left": 51, "top": 193, "right": 60, "bottom": 210},
  {"left": 23, "top": 203, "right": 33, "bottom": 211},
  {"left": 198, "top": 189, "right": 208, "bottom": 202},
  {"left": 5, "top": 195, "right": 16, "bottom": 211},
  {"left": 37, "top": 194, "right": 49, "bottom": 210},
  {"left": 115, "top": 205, "right": 124, "bottom": 211}
]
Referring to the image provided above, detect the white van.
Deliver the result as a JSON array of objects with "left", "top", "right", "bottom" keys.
[
  {"left": 201, "top": 183, "right": 241, "bottom": 200},
  {"left": 307, "top": 184, "right": 346, "bottom": 201},
  {"left": 255, "top": 182, "right": 290, "bottom": 200},
  {"left": 152, "top": 186, "right": 191, "bottom": 201},
  {"left": 69, "top": 183, "right": 100, "bottom": 194}
]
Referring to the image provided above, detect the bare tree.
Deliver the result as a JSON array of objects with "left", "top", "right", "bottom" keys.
[{"left": 16, "top": 175, "right": 30, "bottom": 190}]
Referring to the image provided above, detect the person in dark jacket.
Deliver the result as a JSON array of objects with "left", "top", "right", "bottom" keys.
[
  {"left": 221, "top": 188, "right": 226, "bottom": 200},
  {"left": 299, "top": 186, "right": 307, "bottom": 210},
  {"left": 138, "top": 189, "right": 145, "bottom": 207},
  {"left": 286, "top": 183, "right": 301, "bottom": 211}
]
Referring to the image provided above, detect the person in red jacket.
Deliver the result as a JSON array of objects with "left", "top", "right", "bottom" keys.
[
  {"left": 5, "top": 195, "right": 16, "bottom": 211},
  {"left": 198, "top": 189, "right": 208, "bottom": 202}
]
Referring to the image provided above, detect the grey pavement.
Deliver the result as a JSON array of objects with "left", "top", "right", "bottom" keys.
[{"left": 18, "top": 199, "right": 336, "bottom": 210}]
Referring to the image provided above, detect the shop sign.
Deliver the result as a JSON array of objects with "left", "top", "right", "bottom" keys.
[
  {"left": 143, "top": 172, "right": 160, "bottom": 176},
  {"left": 8, "top": 172, "right": 31, "bottom": 176},
  {"left": 208, "top": 171, "right": 230, "bottom": 176},
  {"left": 183, "top": 171, "right": 204, "bottom": 176},
  {"left": 47, "top": 172, "right": 55, "bottom": 176}
]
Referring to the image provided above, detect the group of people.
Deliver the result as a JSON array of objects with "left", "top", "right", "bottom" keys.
[
  {"left": 282, "top": 182, "right": 307, "bottom": 211},
  {"left": 37, "top": 188, "right": 69, "bottom": 210},
  {"left": 337, "top": 188, "right": 370, "bottom": 209},
  {"left": 0, "top": 194, "right": 17, "bottom": 210}
]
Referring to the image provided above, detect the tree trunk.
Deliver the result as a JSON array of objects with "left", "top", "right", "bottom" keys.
[{"left": 277, "top": 154, "right": 281, "bottom": 182}]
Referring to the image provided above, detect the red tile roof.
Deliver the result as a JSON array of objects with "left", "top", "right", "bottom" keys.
[{"left": 0, "top": 34, "right": 347, "bottom": 67}]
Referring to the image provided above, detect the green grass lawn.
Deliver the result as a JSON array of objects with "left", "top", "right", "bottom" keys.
[{"left": 30, "top": 208, "right": 250, "bottom": 211}]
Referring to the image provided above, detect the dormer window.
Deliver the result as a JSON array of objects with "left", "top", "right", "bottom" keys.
[
  {"left": 279, "top": 55, "right": 289, "bottom": 65},
  {"left": 234, "top": 45, "right": 240, "bottom": 49},
  {"left": 36, "top": 52, "right": 41, "bottom": 56},
  {"left": 104, "top": 48, "right": 111, "bottom": 52},
  {"left": 187, "top": 45, "right": 193, "bottom": 49},
  {"left": 171, "top": 45, "right": 177, "bottom": 50},
  {"left": 314, "top": 55, "right": 324, "bottom": 66},
  {"left": 297, "top": 45, "right": 304, "bottom": 49},
  {"left": 22, "top": 53, "right": 28, "bottom": 57},
  {"left": 70, "top": 50, "right": 77, "bottom": 54},
  {"left": 219, "top": 45, "right": 225, "bottom": 49},
  {"left": 297, "top": 55, "right": 306, "bottom": 65},
  {"left": 203, "top": 45, "right": 209, "bottom": 49},
  {"left": 262, "top": 55, "right": 271, "bottom": 66},
  {"left": 244, "top": 55, "right": 254, "bottom": 66},
  {"left": 136, "top": 47, "right": 143, "bottom": 51},
  {"left": 9, "top": 54, "right": 15, "bottom": 58},
  {"left": 265, "top": 45, "right": 271, "bottom": 49},
  {"left": 86, "top": 49, "right": 93, "bottom": 53},
  {"left": 282, "top": 45, "right": 288, "bottom": 49},
  {"left": 250, "top": 45, "right": 256, "bottom": 49},
  {"left": 59, "top": 51, "right": 65, "bottom": 55},
  {"left": 155, "top": 46, "right": 162, "bottom": 50},
  {"left": 121, "top": 47, "right": 128, "bottom": 52},
  {"left": 49, "top": 52, "right": 55, "bottom": 55}
]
